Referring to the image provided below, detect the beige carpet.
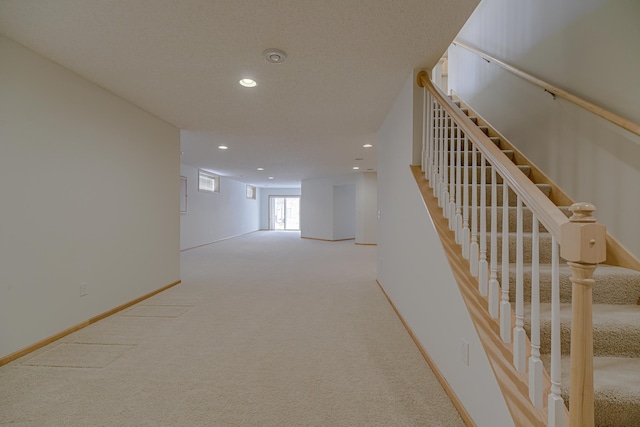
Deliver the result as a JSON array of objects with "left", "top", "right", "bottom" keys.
[{"left": 0, "top": 231, "right": 464, "bottom": 426}]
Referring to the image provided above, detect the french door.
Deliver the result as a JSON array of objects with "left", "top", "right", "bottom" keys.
[{"left": 269, "top": 196, "right": 300, "bottom": 230}]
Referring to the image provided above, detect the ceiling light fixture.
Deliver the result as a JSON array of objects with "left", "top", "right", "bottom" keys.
[
  {"left": 363, "top": 144, "right": 373, "bottom": 148},
  {"left": 239, "top": 78, "right": 257, "bottom": 88},
  {"left": 353, "top": 166, "right": 360, "bottom": 170},
  {"left": 268, "top": 176, "right": 274, "bottom": 180},
  {"left": 263, "top": 48, "right": 287, "bottom": 64},
  {"left": 218, "top": 145, "right": 228, "bottom": 150},
  {"left": 257, "top": 167, "right": 264, "bottom": 171}
]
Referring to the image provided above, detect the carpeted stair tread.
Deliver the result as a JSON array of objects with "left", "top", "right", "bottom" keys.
[
  {"left": 447, "top": 165, "right": 531, "bottom": 183},
  {"left": 459, "top": 183, "right": 551, "bottom": 206},
  {"left": 476, "top": 205, "right": 570, "bottom": 232},
  {"left": 443, "top": 136, "right": 501, "bottom": 149},
  {"left": 448, "top": 149, "right": 515, "bottom": 164},
  {"left": 489, "top": 232, "right": 557, "bottom": 263},
  {"left": 539, "top": 355, "right": 640, "bottom": 427},
  {"left": 446, "top": 96, "right": 640, "bottom": 426},
  {"left": 525, "top": 303, "right": 640, "bottom": 357},
  {"left": 504, "top": 264, "right": 640, "bottom": 305}
]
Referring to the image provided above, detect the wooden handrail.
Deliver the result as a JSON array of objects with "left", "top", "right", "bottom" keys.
[
  {"left": 417, "top": 71, "right": 569, "bottom": 239},
  {"left": 452, "top": 41, "right": 640, "bottom": 139}
]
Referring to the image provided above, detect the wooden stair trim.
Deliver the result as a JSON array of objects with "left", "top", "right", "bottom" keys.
[
  {"left": 418, "top": 72, "right": 569, "bottom": 241},
  {"left": 450, "top": 92, "right": 573, "bottom": 207},
  {"left": 411, "top": 165, "right": 570, "bottom": 427},
  {"left": 450, "top": 92, "right": 640, "bottom": 272},
  {"left": 451, "top": 41, "right": 640, "bottom": 140}
]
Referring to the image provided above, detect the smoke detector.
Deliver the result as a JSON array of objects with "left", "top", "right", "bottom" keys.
[{"left": 263, "top": 48, "right": 287, "bottom": 64}]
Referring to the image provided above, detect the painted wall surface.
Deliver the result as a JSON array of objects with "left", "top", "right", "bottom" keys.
[
  {"left": 0, "top": 36, "right": 180, "bottom": 359},
  {"left": 377, "top": 72, "right": 514, "bottom": 426},
  {"left": 300, "top": 174, "right": 357, "bottom": 241},
  {"left": 356, "top": 172, "right": 377, "bottom": 245},
  {"left": 449, "top": 0, "right": 640, "bottom": 259},
  {"left": 258, "top": 188, "right": 301, "bottom": 230},
  {"left": 180, "top": 164, "right": 260, "bottom": 250},
  {"left": 333, "top": 184, "right": 356, "bottom": 240}
]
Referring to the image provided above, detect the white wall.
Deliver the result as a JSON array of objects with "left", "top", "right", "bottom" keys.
[
  {"left": 0, "top": 36, "right": 180, "bottom": 359},
  {"left": 449, "top": 0, "right": 640, "bottom": 259},
  {"left": 258, "top": 188, "right": 301, "bottom": 230},
  {"left": 300, "top": 174, "right": 358, "bottom": 241},
  {"left": 377, "top": 72, "right": 513, "bottom": 426},
  {"left": 356, "top": 172, "right": 377, "bottom": 245},
  {"left": 333, "top": 184, "right": 356, "bottom": 240},
  {"left": 180, "top": 164, "right": 260, "bottom": 250}
]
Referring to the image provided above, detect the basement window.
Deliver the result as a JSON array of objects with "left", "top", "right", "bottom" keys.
[
  {"left": 246, "top": 185, "right": 256, "bottom": 200},
  {"left": 198, "top": 170, "right": 220, "bottom": 194}
]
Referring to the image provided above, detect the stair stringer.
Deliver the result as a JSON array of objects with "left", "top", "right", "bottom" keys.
[{"left": 411, "top": 165, "right": 570, "bottom": 427}]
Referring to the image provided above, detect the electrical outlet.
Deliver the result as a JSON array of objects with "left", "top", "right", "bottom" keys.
[
  {"left": 460, "top": 338, "right": 469, "bottom": 366},
  {"left": 80, "top": 282, "right": 88, "bottom": 297}
]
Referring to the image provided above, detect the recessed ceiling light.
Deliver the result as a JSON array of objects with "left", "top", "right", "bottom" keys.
[
  {"left": 363, "top": 144, "right": 373, "bottom": 148},
  {"left": 268, "top": 176, "right": 274, "bottom": 180},
  {"left": 218, "top": 145, "right": 228, "bottom": 150},
  {"left": 353, "top": 166, "right": 360, "bottom": 170},
  {"left": 263, "top": 48, "right": 287, "bottom": 64},
  {"left": 257, "top": 167, "right": 264, "bottom": 171},
  {"left": 239, "top": 78, "right": 257, "bottom": 88}
]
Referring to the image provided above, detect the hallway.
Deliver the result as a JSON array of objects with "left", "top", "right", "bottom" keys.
[{"left": 0, "top": 232, "right": 462, "bottom": 426}]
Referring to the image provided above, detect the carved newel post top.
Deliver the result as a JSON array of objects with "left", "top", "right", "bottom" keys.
[
  {"left": 561, "top": 202, "right": 606, "bottom": 264},
  {"left": 569, "top": 202, "right": 597, "bottom": 223}
]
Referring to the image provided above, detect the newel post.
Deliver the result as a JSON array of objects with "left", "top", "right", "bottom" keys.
[{"left": 560, "top": 203, "right": 606, "bottom": 427}]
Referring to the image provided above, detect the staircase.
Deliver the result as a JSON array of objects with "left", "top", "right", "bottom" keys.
[{"left": 453, "top": 98, "right": 640, "bottom": 427}]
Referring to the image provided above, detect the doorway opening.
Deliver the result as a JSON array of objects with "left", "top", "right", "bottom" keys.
[{"left": 269, "top": 196, "right": 300, "bottom": 230}]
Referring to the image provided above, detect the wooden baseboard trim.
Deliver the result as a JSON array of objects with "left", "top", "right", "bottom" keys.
[
  {"left": 300, "top": 237, "right": 355, "bottom": 242},
  {"left": 180, "top": 230, "right": 260, "bottom": 252},
  {"left": 0, "top": 279, "right": 181, "bottom": 367},
  {"left": 376, "top": 279, "right": 475, "bottom": 427},
  {"left": 355, "top": 242, "right": 377, "bottom": 246}
]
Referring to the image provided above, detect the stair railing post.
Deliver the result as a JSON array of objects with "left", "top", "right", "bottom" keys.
[
  {"left": 560, "top": 202, "right": 607, "bottom": 427},
  {"left": 422, "top": 88, "right": 428, "bottom": 173}
]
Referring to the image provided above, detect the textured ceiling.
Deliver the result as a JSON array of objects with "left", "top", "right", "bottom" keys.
[{"left": 0, "top": 0, "right": 478, "bottom": 187}]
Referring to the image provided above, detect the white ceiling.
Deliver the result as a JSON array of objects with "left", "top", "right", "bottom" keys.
[{"left": 0, "top": 0, "right": 478, "bottom": 188}]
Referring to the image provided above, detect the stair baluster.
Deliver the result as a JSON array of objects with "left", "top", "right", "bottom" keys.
[
  {"left": 488, "top": 166, "right": 499, "bottom": 317},
  {"left": 470, "top": 141, "right": 479, "bottom": 276},
  {"left": 529, "top": 214, "right": 543, "bottom": 407},
  {"left": 513, "top": 196, "right": 526, "bottom": 372},
  {"left": 455, "top": 125, "right": 463, "bottom": 244},
  {"left": 462, "top": 134, "right": 470, "bottom": 259},
  {"left": 500, "top": 180, "right": 511, "bottom": 343},
  {"left": 479, "top": 152, "right": 488, "bottom": 296},
  {"left": 432, "top": 103, "right": 439, "bottom": 194},
  {"left": 442, "top": 111, "right": 450, "bottom": 217},
  {"left": 436, "top": 107, "right": 445, "bottom": 203},
  {"left": 548, "top": 237, "right": 565, "bottom": 427},
  {"left": 448, "top": 121, "right": 457, "bottom": 231}
]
